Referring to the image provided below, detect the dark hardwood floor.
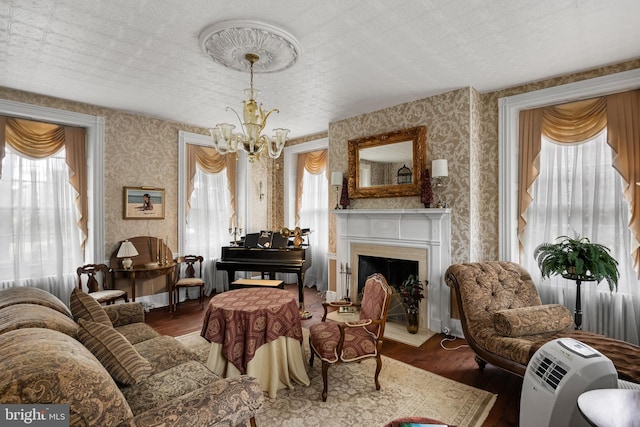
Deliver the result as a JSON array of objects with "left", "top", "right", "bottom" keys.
[{"left": 146, "top": 284, "right": 522, "bottom": 426}]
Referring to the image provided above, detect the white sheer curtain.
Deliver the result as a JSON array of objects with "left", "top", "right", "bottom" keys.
[
  {"left": 522, "top": 131, "right": 640, "bottom": 344},
  {"left": 298, "top": 168, "right": 329, "bottom": 291},
  {"left": 0, "top": 146, "right": 82, "bottom": 304},
  {"left": 184, "top": 165, "right": 232, "bottom": 295}
]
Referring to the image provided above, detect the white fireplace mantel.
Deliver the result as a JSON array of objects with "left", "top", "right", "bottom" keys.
[{"left": 333, "top": 208, "right": 452, "bottom": 334}]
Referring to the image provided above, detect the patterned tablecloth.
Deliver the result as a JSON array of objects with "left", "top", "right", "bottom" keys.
[{"left": 201, "top": 288, "right": 303, "bottom": 374}]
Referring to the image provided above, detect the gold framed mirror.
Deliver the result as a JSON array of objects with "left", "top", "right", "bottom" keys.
[{"left": 347, "top": 126, "right": 426, "bottom": 199}]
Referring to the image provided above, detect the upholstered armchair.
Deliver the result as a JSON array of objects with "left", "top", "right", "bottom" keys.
[
  {"left": 445, "top": 261, "right": 640, "bottom": 383},
  {"left": 309, "top": 273, "right": 393, "bottom": 401}
]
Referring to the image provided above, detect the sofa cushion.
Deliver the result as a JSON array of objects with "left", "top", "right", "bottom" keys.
[
  {"left": 121, "top": 360, "right": 220, "bottom": 415},
  {"left": 0, "top": 328, "right": 133, "bottom": 427},
  {"left": 493, "top": 304, "right": 574, "bottom": 337},
  {"left": 0, "top": 286, "right": 72, "bottom": 317},
  {"left": 134, "top": 335, "right": 198, "bottom": 374},
  {"left": 0, "top": 303, "right": 78, "bottom": 337},
  {"left": 78, "top": 318, "right": 152, "bottom": 385},
  {"left": 104, "top": 302, "right": 146, "bottom": 327},
  {"left": 70, "top": 287, "right": 112, "bottom": 326},
  {"left": 116, "top": 322, "right": 162, "bottom": 345}
]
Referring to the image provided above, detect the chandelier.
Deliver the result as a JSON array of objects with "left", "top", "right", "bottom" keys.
[{"left": 209, "top": 53, "right": 290, "bottom": 162}]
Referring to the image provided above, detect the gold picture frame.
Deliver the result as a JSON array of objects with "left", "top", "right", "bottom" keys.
[{"left": 123, "top": 187, "right": 165, "bottom": 220}]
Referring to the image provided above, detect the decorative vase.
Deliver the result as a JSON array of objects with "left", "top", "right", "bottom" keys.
[{"left": 405, "top": 306, "right": 419, "bottom": 334}]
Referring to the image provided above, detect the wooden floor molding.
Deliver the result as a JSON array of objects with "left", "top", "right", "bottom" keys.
[{"left": 146, "top": 284, "right": 521, "bottom": 426}]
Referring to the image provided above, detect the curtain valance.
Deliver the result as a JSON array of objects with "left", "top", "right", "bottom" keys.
[{"left": 518, "top": 91, "right": 640, "bottom": 271}]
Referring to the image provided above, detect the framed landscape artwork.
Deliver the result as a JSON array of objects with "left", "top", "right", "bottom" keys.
[{"left": 123, "top": 187, "right": 165, "bottom": 220}]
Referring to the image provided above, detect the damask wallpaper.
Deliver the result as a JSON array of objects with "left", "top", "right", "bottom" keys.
[
  {"left": 1, "top": 58, "right": 638, "bottom": 299},
  {"left": 325, "top": 59, "right": 640, "bottom": 264}
]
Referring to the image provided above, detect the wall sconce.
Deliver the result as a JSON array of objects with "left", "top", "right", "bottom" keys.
[
  {"left": 431, "top": 159, "right": 448, "bottom": 208},
  {"left": 331, "top": 171, "right": 343, "bottom": 209},
  {"left": 259, "top": 180, "right": 264, "bottom": 201}
]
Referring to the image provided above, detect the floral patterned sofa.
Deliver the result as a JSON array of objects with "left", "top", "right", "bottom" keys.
[
  {"left": 445, "top": 261, "right": 640, "bottom": 384},
  {"left": 0, "top": 286, "right": 264, "bottom": 426}
]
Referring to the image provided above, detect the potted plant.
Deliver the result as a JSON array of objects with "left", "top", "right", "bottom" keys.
[
  {"left": 398, "top": 274, "right": 426, "bottom": 334},
  {"left": 533, "top": 235, "right": 619, "bottom": 291}
]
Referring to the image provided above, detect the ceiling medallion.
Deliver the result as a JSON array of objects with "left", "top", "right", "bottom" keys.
[{"left": 198, "top": 20, "right": 302, "bottom": 73}]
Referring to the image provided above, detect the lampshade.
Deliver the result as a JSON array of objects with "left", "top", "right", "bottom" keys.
[
  {"left": 117, "top": 240, "right": 139, "bottom": 258},
  {"left": 117, "top": 240, "right": 138, "bottom": 269},
  {"left": 432, "top": 159, "right": 448, "bottom": 178},
  {"left": 331, "top": 172, "right": 343, "bottom": 186}
]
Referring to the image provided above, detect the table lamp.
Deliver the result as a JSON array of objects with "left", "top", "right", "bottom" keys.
[
  {"left": 117, "top": 240, "right": 138, "bottom": 269},
  {"left": 431, "top": 159, "right": 448, "bottom": 208},
  {"left": 331, "top": 171, "right": 343, "bottom": 209}
]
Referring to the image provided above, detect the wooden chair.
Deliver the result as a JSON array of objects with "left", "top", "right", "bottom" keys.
[
  {"left": 172, "top": 255, "right": 205, "bottom": 312},
  {"left": 309, "top": 273, "right": 393, "bottom": 401},
  {"left": 77, "top": 263, "right": 128, "bottom": 305}
]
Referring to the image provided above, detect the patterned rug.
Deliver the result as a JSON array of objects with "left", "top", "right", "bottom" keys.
[{"left": 177, "top": 331, "right": 496, "bottom": 427}]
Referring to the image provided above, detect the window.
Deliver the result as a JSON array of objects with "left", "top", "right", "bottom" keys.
[
  {"left": 298, "top": 163, "right": 329, "bottom": 289},
  {"left": 499, "top": 71, "right": 640, "bottom": 344},
  {"left": 521, "top": 132, "right": 638, "bottom": 342},
  {"left": 0, "top": 146, "right": 82, "bottom": 297},
  {"left": 178, "top": 131, "right": 234, "bottom": 295}
]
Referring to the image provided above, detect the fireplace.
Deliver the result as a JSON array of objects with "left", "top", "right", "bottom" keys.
[
  {"left": 357, "top": 255, "right": 418, "bottom": 295},
  {"left": 333, "top": 209, "right": 451, "bottom": 334},
  {"left": 357, "top": 254, "right": 419, "bottom": 323}
]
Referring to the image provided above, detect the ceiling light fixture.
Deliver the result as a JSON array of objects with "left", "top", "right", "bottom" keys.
[
  {"left": 210, "top": 53, "right": 289, "bottom": 162},
  {"left": 199, "top": 20, "right": 302, "bottom": 162}
]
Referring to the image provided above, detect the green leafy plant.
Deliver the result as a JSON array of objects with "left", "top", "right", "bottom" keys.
[
  {"left": 533, "top": 235, "right": 619, "bottom": 291},
  {"left": 398, "top": 274, "right": 426, "bottom": 308}
]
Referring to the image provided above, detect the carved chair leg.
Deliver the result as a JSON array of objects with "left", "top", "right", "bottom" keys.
[
  {"left": 321, "top": 361, "right": 330, "bottom": 402},
  {"left": 309, "top": 339, "right": 315, "bottom": 366},
  {"left": 374, "top": 355, "right": 382, "bottom": 390},
  {"left": 475, "top": 355, "right": 487, "bottom": 370},
  {"left": 249, "top": 416, "right": 257, "bottom": 427}
]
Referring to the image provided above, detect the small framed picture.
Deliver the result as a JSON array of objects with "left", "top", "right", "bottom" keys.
[{"left": 123, "top": 187, "right": 165, "bottom": 220}]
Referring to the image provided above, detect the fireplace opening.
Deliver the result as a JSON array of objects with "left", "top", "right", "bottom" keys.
[{"left": 357, "top": 255, "right": 418, "bottom": 323}]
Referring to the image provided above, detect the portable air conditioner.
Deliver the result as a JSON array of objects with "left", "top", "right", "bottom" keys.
[{"left": 520, "top": 338, "right": 618, "bottom": 427}]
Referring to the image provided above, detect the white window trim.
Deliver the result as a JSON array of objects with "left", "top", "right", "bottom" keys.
[
  {"left": 498, "top": 68, "right": 640, "bottom": 261},
  {"left": 0, "top": 98, "right": 105, "bottom": 262}
]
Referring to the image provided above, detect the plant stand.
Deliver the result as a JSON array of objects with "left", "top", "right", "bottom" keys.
[{"left": 563, "top": 274, "right": 596, "bottom": 330}]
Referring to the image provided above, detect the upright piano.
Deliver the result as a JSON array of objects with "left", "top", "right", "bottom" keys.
[{"left": 216, "top": 246, "right": 311, "bottom": 317}]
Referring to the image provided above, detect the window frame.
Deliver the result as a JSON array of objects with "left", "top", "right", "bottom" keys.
[
  {"left": 0, "top": 99, "right": 105, "bottom": 262},
  {"left": 498, "top": 69, "right": 640, "bottom": 261}
]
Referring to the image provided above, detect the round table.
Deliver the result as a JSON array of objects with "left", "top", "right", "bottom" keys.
[{"left": 201, "top": 288, "right": 310, "bottom": 397}]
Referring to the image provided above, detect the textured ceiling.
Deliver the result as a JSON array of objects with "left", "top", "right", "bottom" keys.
[{"left": 1, "top": 0, "right": 639, "bottom": 138}]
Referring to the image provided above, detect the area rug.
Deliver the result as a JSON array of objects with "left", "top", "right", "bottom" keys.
[{"left": 177, "top": 331, "right": 496, "bottom": 427}]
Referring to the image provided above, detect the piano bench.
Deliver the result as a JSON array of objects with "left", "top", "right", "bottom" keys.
[{"left": 230, "top": 278, "right": 285, "bottom": 290}]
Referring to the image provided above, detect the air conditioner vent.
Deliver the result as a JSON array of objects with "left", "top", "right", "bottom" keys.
[{"left": 530, "top": 354, "right": 568, "bottom": 391}]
